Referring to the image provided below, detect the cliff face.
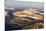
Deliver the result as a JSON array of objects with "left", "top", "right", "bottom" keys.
[
  {"left": 14, "top": 8, "right": 44, "bottom": 21},
  {"left": 5, "top": 8, "right": 44, "bottom": 29},
  {"left": 13, "top": 8, "right": 44, "bottom": 29}
]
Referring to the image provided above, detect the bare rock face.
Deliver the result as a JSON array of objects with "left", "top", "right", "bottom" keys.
[
  {"left": 13, "top": 8, "right": 44, "bottom": 29},
  {"left": 22, "top": 23, "right": 44, "bottom": 29},
  {"left": 13, "top": 8, "right": 44, "bottom": 22},
  {"left": 5, "top": 8, "right": 44, "bottom": 29}
]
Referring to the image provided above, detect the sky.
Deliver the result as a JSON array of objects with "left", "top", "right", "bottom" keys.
[{"left": 5, "top": 0, "right": 44, "bottom": 9}]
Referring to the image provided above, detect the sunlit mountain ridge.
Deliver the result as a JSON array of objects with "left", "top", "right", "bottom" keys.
[{"left": 14, "top": 8, "right": 44, "bottom": 21}]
